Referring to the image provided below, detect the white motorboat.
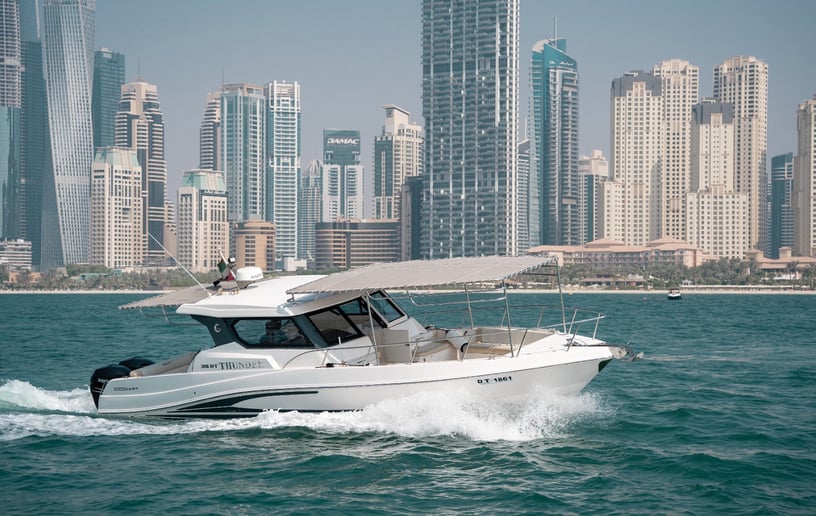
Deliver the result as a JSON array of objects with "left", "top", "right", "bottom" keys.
[
  {"left": 668, "top": 288, "right": 682, "bottom": 300},
  {"left": 91, "top": 256, "right": 635, "bottom": 418}
]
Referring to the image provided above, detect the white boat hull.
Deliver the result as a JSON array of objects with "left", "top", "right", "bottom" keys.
[{"left": 97, "top": 344, "right": 616, "bottom": 418}]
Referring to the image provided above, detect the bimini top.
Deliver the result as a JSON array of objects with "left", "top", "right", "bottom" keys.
[{"left": 288, "top": 255, "right": 558, "bottom": 294}]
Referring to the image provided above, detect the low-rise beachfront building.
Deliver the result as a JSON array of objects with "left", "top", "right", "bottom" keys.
[
  {"left": 745, "top": 248, "right": 816, "bottom": 279},
  {"left": 527, "top": 237, "right": 711, "bottom": 269}
]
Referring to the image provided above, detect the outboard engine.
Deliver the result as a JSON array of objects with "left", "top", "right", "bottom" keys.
[{"left": 89, "top": 364, "right": 132, "bottom": 408}]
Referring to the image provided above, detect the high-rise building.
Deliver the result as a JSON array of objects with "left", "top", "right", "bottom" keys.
[
  {"left": 115, "top": 80, "right": 168, "bottom": 264},
  {"left": 89, "top": 147, "right": 143, "bottom": 268},
  {"left": 517, "top": 139, "right": 530, "bottom": 251},
  {"left": 19, "top": 0, "right": 49, "bottom": 268},
  {"left": 232, "top": 218, "right": 276, "bottom": 272},
  {"left": 176, "top": 169, "right": 228, "bottom": 273},
  {"left": 653, "top": 59, "right": 699, "bottom": 241},
  {"left": 220, "top": 83, "right": 265, "bottom": 223},
  {"left": 373, "top": 105, "right": 423, "bottom": 220},
  {"left": 265, "top": 81, "right": 300, "bottom": 260},
  {"left": 401, "top": 175, "right": 424, "bottom": 261},
  {"left": 314, "top": 219, "right": 400, "bottom": 270},
  {"left": 686, "top": 99, "right": 748, "bottom": 258},
  {"left": 713, "top": 56, "right": 768, "bottom": 252},
  {"left": 0, "top": 0, "right": 22, "bottom": 240},
  {"left": 199, "top": 90, "right": 221, "bottom": 170},
  {"left": 578, "top": 150, "right": 609, "bottom": 244},
  {"left": 421, "top": 0, "right": 519, "bottom": 258},
  {"left": 298, "top": 158, "right": 322, "bottom": 262},
  {"left": 602, "top": 71, "right": 663, "bottom": 246},
  {"left": 322, "top": 129, "right": 363, "bottom": 221},
  {"left": 793, "top": 95, "right": 816, "bottom": 257},
  {"left": 41, "top": 0, "right": 95, "bottom": 269},
  {"left": 530, "top": 38, "right": 579, "bottom": 246},
  {"left": 769, "top": 153, "right": 794, "bottom": 259},
  {"left": 92, "top": 48, "right": 124, "bottom": 149}
]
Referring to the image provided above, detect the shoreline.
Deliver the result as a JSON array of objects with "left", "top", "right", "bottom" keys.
[{"left": 1, "top": 287, "right": 814, "bottom": 295}]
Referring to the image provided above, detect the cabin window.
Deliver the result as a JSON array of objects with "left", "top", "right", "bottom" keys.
[
  {"left": 233, "top": 318, "right": 311, "bottom": 348},
  {"left": 306, "top": 307, "right": 363, "bottom": 346},
  {"left": 366, "top": 291, "right": 406, "bottom": 324}
]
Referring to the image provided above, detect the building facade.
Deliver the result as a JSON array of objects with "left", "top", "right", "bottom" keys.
[
  {"left": 92, "top": 48, "right": 124, "bottom": 149},
  {"left": 373, "top": 104, "right": 423, "bottom": 220},
  {"left": 19, "top": 0, "right": 49, "bottom": 268},
  {"left": 421, "top": 0, "right": 519, "bottom": 258},
  {"left": 578, "top": 150, "right": 609, "bottom": 245},
  {"left": 298, "top": 158, "right": 322, "bottom": 263},
  {"left": 517, "top": 139, "right": 530, "bottom": 251},
  {"left": 0, "top": 238, "right": 32, "bottom": 270},
  {"left": 314, "top": 219, "right": 400, "bottom": 270},
  {"left": 686, "top": 99, "right": 748, "bottom": 259},
  {"left": 653, "top": 59, "right": 699, "bottom": 242},
  {"left": 232, "top": 218, "right": 276, "bottom": 272},
  {"left": 41, "top": 0, "right": 95, "bottom": 268},
  {"left": 114, "top": 80, "right": 168, "bottom": 264},
  {"left": 0, "top": 0, "right": 22, "bottom": 241},
  {"left": 265, "top": 81, "right": 300, "bottom": 260},
  {"left": 769, "top": 153, "right": 794, "bottom": 259},
  {"left": 89, "top": 147, "right": 143, "bottom": 269},
  {"left": 713, "top": 56, "right": 768, "bottom": 252},
  {"left": 322, "top": 129, "right": 363, "bottom": 221},
  {"left": 199, "top": 90, "right": 221, "bottom": 171},
  {"left": 793, "top": 95, "right": 816, "bottom": 257},
  {"left": 530, "top": 38, "right": 579, "bottom": 246},
  {"left": 220, "top": 83, "right": 266, "bottom": 223},
  {"left": 603, "top": 71, "right": 663, "bottom": 246},
  {"left": 176, "top": 169, "right": 228, "bottom": 273}
]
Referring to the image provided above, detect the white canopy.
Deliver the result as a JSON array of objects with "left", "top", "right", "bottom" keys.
[{"left": 288, "top": 255, "right": 558, "bottom": 294}]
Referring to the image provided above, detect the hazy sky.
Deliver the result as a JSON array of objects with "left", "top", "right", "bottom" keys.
[{"left": 95, "top": 0, "right": 816, "bottom": 198}]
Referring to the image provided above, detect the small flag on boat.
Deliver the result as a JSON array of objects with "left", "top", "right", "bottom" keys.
[{"left": 217, "top": 258, "right": 227, "bottom": 273}]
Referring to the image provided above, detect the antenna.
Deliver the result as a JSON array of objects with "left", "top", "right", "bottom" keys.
[{"left": 147, "top": 232, "right": 211, "bottom": 297}]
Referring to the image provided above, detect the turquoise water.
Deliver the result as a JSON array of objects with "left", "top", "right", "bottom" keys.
[{"left": 1, "top": 293, "right": 814, "bottom": 514}]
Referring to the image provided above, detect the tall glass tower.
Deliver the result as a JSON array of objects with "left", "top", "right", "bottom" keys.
[
  {"left": 769, "top": 153, "right": 794, "bottom": 259},
  {"left": 322, "top": 129, "right": 363, "bottom": 221},
  {"left": 530, "top": 38, "right": 579, "bottom": 246},
  {"left": 220, "top": 83, "right": 265, "bottom": 223},
  {"left": 115, "top": 80, "right": 167, "bottom": 264},
  {"left": 421, "top": 0, "right": 519, "bottom": 258},
  {"left": 92, "top": 48, "right": 124, "bottom": 149},
  {"left": 265, "top": 81, "right": 300, "bottom": 260},
  {"left": 41, "top": 0, "right": 95, "bottom": 268},
  {"left": 0, "top": 0, "right": 22, "bottom": 240}
]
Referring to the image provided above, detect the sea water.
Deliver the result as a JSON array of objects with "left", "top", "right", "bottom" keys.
[{"left": 1, "top": 292, "right": 814, "bottom": 514}]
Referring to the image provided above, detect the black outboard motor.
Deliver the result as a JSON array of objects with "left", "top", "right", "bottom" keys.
[
  {"left": 90, "top": 357, "right": 155, "bottom": 408},
  {"left": 89, "top": 364, "right": 131, "bottom": 408}
]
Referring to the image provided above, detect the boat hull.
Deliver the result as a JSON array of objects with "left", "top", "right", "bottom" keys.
[{"left": 96, "top": 346, "right": 615, "bottom": 418}]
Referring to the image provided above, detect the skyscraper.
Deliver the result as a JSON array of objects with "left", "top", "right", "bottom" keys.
[
  {"left": 92, "top": 48, "right": 124, "bottom": 149},
  {"left": 89, "top": 147, "right": 143, "bottom": 268},
  {"left": 265, "top": 81, "right": 300, "bottom": 260},
  {"left": 517, "top": 139, "right": 530, "bottom": 251},
  {"left": 0, "top": 0, "right": 22, "bottom": 240},
  {"left": 298, "top": 158, "right": 322, "bottom": 262},
  {"left": 653, "top": 59, "right": 699, "bottom": 241},
  {"left": 770, "top": 153, "right": 794, "bottom": 259},
  {"left": 793, "top": 95, "right": 816, "bottom": 257},
  {"left": 41, "top": 0, "right": 95, "bottom": 268},
  {"left": 421, "top": 0, "right": 519, "bottom": 258},
  {"left": 578, "top": 150, "right": 609, "bottom": 244},
  {"left": 19, "top": 0, "right": 49, "bottom": 267},
  {"left": 199, "top": 90, "right": 221, "bottom": 171},
  {"left": 686, "top": 99, "right": 748, "bottom": 258},
  {"left": 603, "top": 71, "right": 662, "bottom": 246},
  {"left": 114, "top": 80, "right": 168, "bottom": 264},
  {"left": 322, "top": 129, "right": 363, "bottom": 221},
  {"left": 220, "top": 83, "right": 265, "bottom": 223},
  {"left": 713, "top": 56, "right": 768, "bottom": 252},
  {"left": 373, "top": 105, "right": 423, "bottom": 220},
  {"left": 176, "top": 169, "right": 228, "bottom": 272},
  {"left": 530, "top": 38, "right": 579, "bottom": 246}
]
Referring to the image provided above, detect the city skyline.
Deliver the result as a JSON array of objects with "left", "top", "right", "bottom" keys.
[{"left": 94, "top": 0, "right": 816, "bottom": 198}]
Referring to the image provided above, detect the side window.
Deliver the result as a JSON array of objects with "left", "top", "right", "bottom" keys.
[
  {"left": 233, "top": 318, "right": 310, "bottom": 348},
  {"left": 367, "top": 291, "right": 406, "bottom": 324},
  {"left": 307, "top": 308, "right": 362, "bottom": 346}
]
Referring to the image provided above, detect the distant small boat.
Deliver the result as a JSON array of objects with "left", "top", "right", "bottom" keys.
[{"left": 668, "top": 288, "right": 682, "bottom": 300}]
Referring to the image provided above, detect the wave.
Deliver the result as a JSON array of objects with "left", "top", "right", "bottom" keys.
[{"left": 0, "top": 379, "right": 607, "bottom": 442}]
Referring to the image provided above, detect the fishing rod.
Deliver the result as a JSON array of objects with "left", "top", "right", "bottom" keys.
[{"left": 147, "top": 232, "right": 211, "bottom": 296}]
